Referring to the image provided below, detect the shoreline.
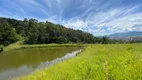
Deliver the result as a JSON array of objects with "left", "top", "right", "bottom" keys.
[
  {"left": 3, "top": 42, "right": 86, "bottom": 52},
  {"left": 17, "top": 44, "right": 142, "bottom": 80}
]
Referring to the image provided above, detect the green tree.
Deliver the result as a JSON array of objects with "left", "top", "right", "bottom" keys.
[
  {"left": 0, "top": 23, "right": 19, "bottom": 46},
  {"left": 102, "top": 36, "right": 109, "bottom": 44}
]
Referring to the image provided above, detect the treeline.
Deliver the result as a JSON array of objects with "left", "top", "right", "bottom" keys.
[{"left": 0, "top": 17, "right": 112, "bottom": 46}]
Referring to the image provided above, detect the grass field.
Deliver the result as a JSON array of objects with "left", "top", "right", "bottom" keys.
[{"left": 17, "top": 44, "right": 142, "bottom": 80}]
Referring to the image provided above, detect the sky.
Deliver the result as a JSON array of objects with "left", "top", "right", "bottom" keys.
[{"left": 0, "top": 0, "right": 142, "bottom": 36}]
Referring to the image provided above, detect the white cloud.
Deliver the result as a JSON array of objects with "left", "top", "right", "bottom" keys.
[
  {"left": 1, "top": 0, "right": 142, "bottom": 36},
  {"left": 17, "top": 0, "right": 50, "bottom": 17},
  {"left": 58, "top": 5, "right": 142, "bottom": 36},
  {"left": 32, "top": 1, "right": 141, "bottom": 36}
]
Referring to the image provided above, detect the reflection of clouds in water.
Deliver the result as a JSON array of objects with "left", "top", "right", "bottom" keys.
[
  {"left": 37, "top": 49, "right": 82, "bottom": 69},
  {"left": 0, "top": 66, "right": 33, "bottom": 80},
  {"left": 0, "top": 49, "right": 82, "bottom": 80}
]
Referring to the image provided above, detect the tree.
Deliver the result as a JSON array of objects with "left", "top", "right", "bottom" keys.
[
  {"left": 0, "top": 23, "right": 19, "bottom": 46},
  {"left": 102, "top": 36, "right": 109, "bottom": 44},
  {"left": 0, "top": 17, "right": 119, "bottom": 45}
]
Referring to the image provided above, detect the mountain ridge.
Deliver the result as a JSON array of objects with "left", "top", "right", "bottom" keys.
[{"left": 108, "top": 31, "right": 142, "bottom": 38}]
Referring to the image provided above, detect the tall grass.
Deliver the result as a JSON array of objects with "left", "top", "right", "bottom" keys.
[{"left": 17, "top": 44, "right": 142, "bottom": 80}]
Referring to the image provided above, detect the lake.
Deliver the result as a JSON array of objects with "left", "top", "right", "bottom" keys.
[{"left": 0, "top": 47, "right": 81, "bottom": 80}]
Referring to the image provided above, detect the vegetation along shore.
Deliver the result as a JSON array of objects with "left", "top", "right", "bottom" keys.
[{"left": 17, "top": 44, "right": 142, "bottom": 80}]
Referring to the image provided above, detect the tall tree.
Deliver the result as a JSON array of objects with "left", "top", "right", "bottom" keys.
[{"left": 0, "top": 23, "right": 19, "bottom": 46}]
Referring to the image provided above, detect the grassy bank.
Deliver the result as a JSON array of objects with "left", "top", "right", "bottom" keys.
[
  {"left": 17, "top": 44, "right": 142, "bottom": 80},
  {"left": 21, "top": 44, "right": 85, "bottom": 49},
  {"left": 3, "top": 41, "right": 86, "bottom": 52},
  {"left": 4, "top": 41, "right": 24, "bottom": 51}
]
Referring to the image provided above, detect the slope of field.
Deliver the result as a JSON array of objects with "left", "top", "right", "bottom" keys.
[{"left": 18, "top": 44, "right": 142, "bottom": 80}]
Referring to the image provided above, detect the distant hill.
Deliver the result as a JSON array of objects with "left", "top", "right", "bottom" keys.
[
  {"left": 108, "top": 31, "right": 142, "bottom": 42},
  {"left": 108, "top": 31, "right": 142, "bottom": 38}
]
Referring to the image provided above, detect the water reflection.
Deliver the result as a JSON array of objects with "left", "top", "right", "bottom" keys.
[{"left": 0, "top": 47, "right": 81, "bottom": 80}]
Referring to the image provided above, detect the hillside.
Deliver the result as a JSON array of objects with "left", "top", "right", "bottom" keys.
[
  {"left": 108, "top": 31, "right": 142, "bottom": 42},
  {"left": 109, "top": 31, "right": 142, "bottom": 38},
  {"left": 0, "top": 17, "right": 96, "bottom": 46}
]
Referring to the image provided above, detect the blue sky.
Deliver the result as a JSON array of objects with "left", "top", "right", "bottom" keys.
[{"left": 0, "top": 0, "right": 142, "bottom": 36}]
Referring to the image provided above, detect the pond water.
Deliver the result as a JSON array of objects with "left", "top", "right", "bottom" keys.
[{"left": 0, "top": 47, "right": 82, "bottom": 80}]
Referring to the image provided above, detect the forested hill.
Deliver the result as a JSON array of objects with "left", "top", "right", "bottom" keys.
[{"left": 0, "top": 17, "right": 99, "bottom": 46}]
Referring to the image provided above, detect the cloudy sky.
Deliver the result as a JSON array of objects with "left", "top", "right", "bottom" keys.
[{"left": 0, "top": 0, "right": 142, "bottom": 36}]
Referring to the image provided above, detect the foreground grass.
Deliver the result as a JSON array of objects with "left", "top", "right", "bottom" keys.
[{"left": 17, "top": 44, "right": 142, "bottom": 80}]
